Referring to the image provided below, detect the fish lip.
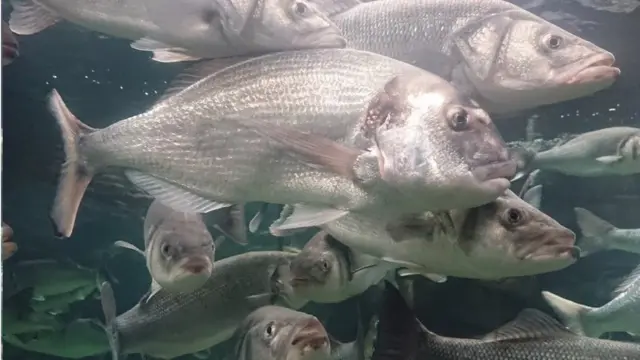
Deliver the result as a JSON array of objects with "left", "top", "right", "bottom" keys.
[
  {"left": 291, "top": 318, "right": 329, "bottom": 350},
  {"left": 562, "top": 53, "right": 620, "bottom": 85},
  {"left": 180, "top": 257, "right": 212, "bottom": 275},
  {"left": 290, "top": 277, "right": 314, "bottom": 288},
  {"left": 302, "top": 27, "right": 347, "bottom": 49},
  {"left": 471, "top": 160, "right": 518, "bottom": 183},
  {"left": 522, "top": 232, "right": 580, "bottom": 262}
]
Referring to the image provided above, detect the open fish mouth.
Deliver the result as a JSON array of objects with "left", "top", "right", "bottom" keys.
[
  {"left": 521, "top": 232, "right": 580, "bottom": 262},
  {"left": 299, "top": 28, "right": 347, "bottom": 49},
  {"left": 562, "top": 53, "right": 620, "bottom": 85},
  {"left": 471, "top": 160, "right": 518, "bottom": 183},
  {"left": 180, "top": 257, "right": 212, "bottom": 275},
  {"left": 292, "top": 318, "right": 329, "bottom": 351}
]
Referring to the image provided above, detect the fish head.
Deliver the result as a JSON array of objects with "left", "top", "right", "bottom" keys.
[
  {"left": 619, "top": 132, "right": 640, "bottom": 163},
  {"left": 289, "top": 238, "right": 345, "bottom": 299},
  {"left": 452, "top": 10, "right": 619, "bottom": 113},
  {"left": 236, "top": 306, "right": 330, "bottom": 360},
  {"left": 150, "top": 227, "right": 215, "bottom": 292},
  {"left": 458, "top": 190, "right": 579, "bottom": 278},
  {"left": 254, "top": 0, "right": 347, "bottom": 50},
  {"left": 363, "top": 73, "right": 516, "bottom": 210},
  {"left": 2, "top": 21, "right": 18, "bottom": 66}
]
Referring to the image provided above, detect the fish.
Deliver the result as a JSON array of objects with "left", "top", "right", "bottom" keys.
[
  {"left": 114, "top": 199, "right": 216, "bottom": 303},
  {"left": 542, "top": 264, "right": 640, "bottom": 338},
  {"left": 155, "top": 0, "right": 620, "bottom": 114},
  {"left": 29, "top": 284, "right": 97, "bottom": 314},
  {"left": 2, "top": 309, "right": 65, "bottom": 335},
  {"left": 315, "top": 188, "right": 579, "bottom": 280},
  {"left": 2, "top": 20, "right": 19, "bottom": 66},
  {"left": 574, "top": 207, "right": 640, "bottom": 256},
  {"left": 99, "top": 251, "right": 308, "bottom": 359},
  {"left": 288, "top": 230, "right": 398, "bottom": 303},
  {"left": 229, "top": 306, "right": 331, "bottom": 360},
  {"left": 2, "top": 221, "right": 18, "bottom": 260},
  {"left": 47, "top": 48, "right": 515, "bottom": 239},
  {"left": 373, "top": 281, "right": 640, "bottom": 360},
  {"left": 514, "top": 127, "right": 640, "bottom": 179},
  {"left": 8, "top": 0, "right": 346, "bottom": 62},
  {"left": 3, "top": 319, "right": 110, "bottom": 359},
  {"left": 8, "top": 259, "right": 104, "bottom": 298}
]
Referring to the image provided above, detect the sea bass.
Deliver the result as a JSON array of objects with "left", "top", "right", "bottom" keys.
[
  {"left": 288, "top": 230, "right": 398, "bottom": 303},
  {"left": 229, "top": 306, "right": 331, "bottom": 360},
  {"left": 114, "top": 199, "right": 216, "bottom": 303},
  {"left": 574, "top": 207, "right": 640, "bottom": 256},
  {"left": 314, "top": 188, "right": 579, "bottom": 280},
  {"left": 8, "top": 0, "right": 346, "bottom": 62},
  {"left": 100, "top": 251, "right": 307, "bottom": 359},
  {"left": 542, "top": 264, "right": 640, "bottom": 338},
  {"left": 515, "top": 127, "right": 640, "bottom": 178},
  {"left": 373, "top": 281, "right": 640, "bottom": 360},
  {"left": 160, "top": 0, "right": 620, "bottom": 114},
  {"left": 2, "top": 21, "right": 19, "bottom": 66},
  {"left": 48, "top": 48, "right": 515, "bottom": 239}
]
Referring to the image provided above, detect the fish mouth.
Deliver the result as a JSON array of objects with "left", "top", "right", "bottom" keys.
[
  {"left": 180, "top": 257, "right": 212, "bottom": 275},
  {"left": 471, "top": 160, "right": 518, "bottom": 183},
  {"left": 291, "top": 318, "right": 329, "bottom": 351},
  {"left": 520, "top": 231, "right": 580, "bottom": 262},
  {"left": 301, "top": 27, "right": 347, "bottom": 49},
  {"left": 562, "top": 53, "right": 620, "bottom": 85}
]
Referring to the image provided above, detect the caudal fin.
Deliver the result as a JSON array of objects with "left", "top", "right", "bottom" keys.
[
  {"left": 541, "top": 291, "right": 597, "bottom": 337},
  {"left": 574, "top": 207, "right": 615, "bottom": 256},
  {"left": 48, "top": 90, "right": 97, "bottom": 238}
]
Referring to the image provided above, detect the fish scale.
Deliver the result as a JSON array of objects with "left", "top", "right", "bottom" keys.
[{"left": 111, "top": 251, "right": 303, "bottom": 359}]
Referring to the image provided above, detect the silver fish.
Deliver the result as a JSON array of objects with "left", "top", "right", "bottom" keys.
[
  {"left": 48, "top": 48, "right": 515, "bottom": 239},
  {"left": 373, "top": 281, "right": 640, "bottom": 360},
  {"left": 8, "top": 0, "right": 345, "bottom": 62},
  {"left": 100, "top": 251, "right": 307, "bottom": 359},
  {"left": 542, "top": 264, "right": 640, "bottom": 338},
  {"left": 330, "top": 0, "right": 620, "bottom": 114},
  {"left": 8, "top": 259, "right": 103, "bottom": 298},
  {"left": 288, "top": 231, "right": 397, "bottom": 303},
  {"left": 515, "top": 127, "right": 640, "bottom": 178},
  {"left": 574, "top": 207, "right": 640, "bottom": 257},
  {"left": 2, "top": 20, "right": 19, "bottom": 66},
  {"left": 2, "top": 309, "right": 64, "bottom": 335},
  {"left": 29, "top": 284, "right": 97, "bottom": 314},
  {"left": 315, "top": 188, "right": 579, "bottom": 280},
  {"left": 3, "top": 319, "right": 110, "bottom": 359},
  {"left": 230, "top": 306, "right": 331, "bottom": 360},
  {"left": 114, "top": 199, "right": 216, "bottom": 302}
]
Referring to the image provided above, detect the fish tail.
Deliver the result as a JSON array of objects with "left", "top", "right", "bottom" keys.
[
  {"left": 541, "top": 291, "right": 595, "bottom": 337},
  {"left": 99, "top": 281, "right": 121, "bottom": 360},
  {"left": 509, "top": 147, "right": 537, "bottom": 182},
  {"left": 573, "top": 207, "right": 615, "bottom": 256},
  {"left": 48, "top": 89, "right": 99, "bottom": 238}
]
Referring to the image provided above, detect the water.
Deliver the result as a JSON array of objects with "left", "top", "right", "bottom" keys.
[{"left": 1, "top": 0, "right": 639, "bottom": 359}]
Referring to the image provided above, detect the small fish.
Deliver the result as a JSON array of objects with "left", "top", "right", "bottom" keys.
[
  {"left": 288, "top": 231, "right": 398, "bottom": 303},
  {"left": 3, "top": 319, "right": 110, "bottom": 359},
  {"left": 2, "top": 20, "right": 19, "bottom": 66},
  {"left": 8, "top": 0, "right": 346, "bottom": 62},
  {"left": 574, "top": 207, "right": 640, "bottom": 256},
  {"left": 29, "top": 284, "right": 97, "bottom": 313},
  {"left": 2, "top": 221, "right": 18, "bottom": 260},
  {"left": 542, "top": 264, "right": 640, "bottom": 338},
  {"left": 229, "top": 306, "right": 331, "bottom": 360},
  {"left": 99, "top": 251, "right": 308, "bottom": 359},
  {"left": 315, "top": 188, "right": 579, "bottom": 280},
  {"left": 2, "top": 309, "right": 64, "bottom": 335},
  {"left": 114, "top": 199, "right": 216, "bottom": 303},
  {"left": 47, "top": 48, "right": 515, "bottom": 239},
  {"left": 373, "top": 281, "right": 640, "bottom": 360},
  {"left": 514, "top": 127, "right": 640, "bottom": 179},
  {"left": 9, "top": 259, "right": 104, "bottom": 298}
]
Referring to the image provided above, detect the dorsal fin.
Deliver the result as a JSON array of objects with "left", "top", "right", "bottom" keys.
[
  {"left": 613, "top": 264, "right": 640, "bottom": 297},
  {"left": 152, "top": 57, "right": 254, "bottom": 108},
  {"left": 482, "top": 308, "right": 575, "bottom": 342}
]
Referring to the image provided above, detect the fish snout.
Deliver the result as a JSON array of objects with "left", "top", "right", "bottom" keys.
[
  {"left": 181, "top": 257, "right": 211, "bottom": 275},
  {"left": 292, "top": 317, "right": 329, "bottom": 350},
  {"left": 565, "top": 53, "right": 620, "bottom": 85},
  {"left": 523, "top": 228, "right": 579, "bottom": 263}
]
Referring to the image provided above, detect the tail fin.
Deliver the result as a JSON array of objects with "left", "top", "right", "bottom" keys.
[
  {"left": 509, "top": 147, "right": 537, "bottom": 183},
  {"left": 541, "top": 291, "right": 596, "bottom": 337},
  {"left": 573, "top": 207, "right": 615, "bottom": 256},
  {"left": 99, "top": 281, "right": 120, "bottom": 360},
  {"left": 48, "top": 90, "right": 97, "bottom": 238}
]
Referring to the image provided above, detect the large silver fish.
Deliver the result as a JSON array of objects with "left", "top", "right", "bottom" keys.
[
  {"left": 542, "top": 264, "right": 640, "bottom": 338},
  {"left": 100, "top": 251, "right": 307, "bottom": 359},
  {"left": 313, "top": 188, "right": 579, "bottom": 280},
  {"left": 114, "top": 199, "right": 216, "bottom": 303},
  {"left": 48, "top": 48, "right": 515, "bottom": 239},
  {"left": 373, "top": 281, "right": 640, "bottom": 360},
  {"left": 574, "top": 207, "right": 640, "bottom": 257},
  {"left": 8, "top": 0, "right": 346, "bottom": 62}
]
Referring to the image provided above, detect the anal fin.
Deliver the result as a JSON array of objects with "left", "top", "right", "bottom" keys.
[
  {"left": 269, "top": 204, "right": 348, "bottom": 233},
  {"left": 9, "top": 0, "right": 61, "bottom": 35},
  {"left": 131, "top": 38, "right": 201, "bottom": 63}
]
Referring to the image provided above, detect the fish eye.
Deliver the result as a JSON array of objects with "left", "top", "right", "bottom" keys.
[
  {"left": 293, "top": 1, "right": 310, "bottom": 17},
  {"left": 545, "top": 34, "right": 563, "bottom": 50},
  {"left": 448, "top": 109, "right": 469, "bottom": 131},
  {"left": 265, "top": 322, "right": 276, "bottom": 338},
  {"left": 161, "top": 244, "right": 172, "bottom": 256},
  {"left": 321, "top": 260, "right": 330, "bottom": 271},
  {"left": 505, "top": 208, "right": 523, "bottom": 225}
]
